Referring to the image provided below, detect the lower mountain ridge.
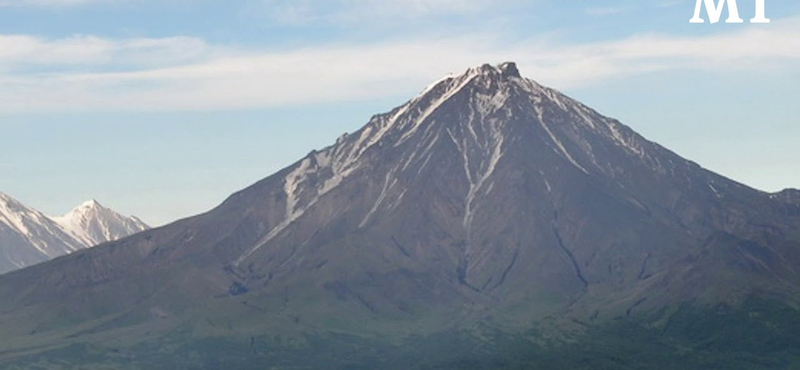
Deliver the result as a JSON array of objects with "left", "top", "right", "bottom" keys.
[{"left": 0, "top": 63, "right": 798, "bottom": 369}]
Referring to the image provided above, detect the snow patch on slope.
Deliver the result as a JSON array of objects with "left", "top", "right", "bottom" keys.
[{"left": 533, "top": 103, "right": 589, "bottom": 174}]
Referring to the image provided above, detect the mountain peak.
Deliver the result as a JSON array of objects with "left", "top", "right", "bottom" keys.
[
  {"left": 52, "top": 199, "right": 149, "bottom": 249},
  {"left": 0, "top": 192, "right": 150, "bottom": 273},
  {"left": 77, "top": 199, "right": 102, "bottom": 210},
  {"left": 498, "top": 61, "right": 520, "bottom": 78},
  {"left": 466, "top": 62, "right": 521, "bottom": 81},
  {"left": 233, "top": 62, "right": 632, "bottom": 265},
  {"left": 0, "top": 192, "right": 86, "bottom": 273}
]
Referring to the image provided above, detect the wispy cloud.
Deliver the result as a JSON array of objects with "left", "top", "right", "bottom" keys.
[
  {"left": 1, "top": 15, "right": 798, "bottom": 113},
  {"left": 583, "top": 6, "right": 628, "bottom": 17},
  {"left": 0, "top": 0, "right": 111, "bottom": 7},
  {"left": 250, "top": 0, "right": 524, "bottom": 25},
  {"left": 0, "top": 34, "right": 212, "bottom": 68},
  {"left": 656, "top": 1, "right": 682, "bottom": 8}
]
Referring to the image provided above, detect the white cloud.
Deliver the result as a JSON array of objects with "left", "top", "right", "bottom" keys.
[
  {"left": 0, "top": 35, "right": 113, "bottom": 65},
  {"left": 1, "top": 15, "right": 798, "bottom": 113}
]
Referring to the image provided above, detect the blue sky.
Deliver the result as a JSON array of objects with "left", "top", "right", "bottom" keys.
[{"left": 1, "top": 0, "right": 799, "bottom": 225}]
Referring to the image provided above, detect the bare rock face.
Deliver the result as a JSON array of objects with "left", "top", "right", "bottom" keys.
[{"left": 0, "top": 63, "right": 799, "bottom": 367}]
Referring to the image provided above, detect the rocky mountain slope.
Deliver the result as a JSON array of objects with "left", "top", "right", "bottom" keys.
[
  {"left": 774, "top": 188, "right": 800, "bottom": 207},
  {"left": 0, "top": 63, "right": 798, "bottom": 369}
]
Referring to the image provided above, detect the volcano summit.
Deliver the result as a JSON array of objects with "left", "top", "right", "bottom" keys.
[{"left": 1, "top": 63, "right": 799, "bottom": 369}]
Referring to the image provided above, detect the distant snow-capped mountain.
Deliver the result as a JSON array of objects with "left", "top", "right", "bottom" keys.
[
  {"left": 51, "top": 199, "right": 149, "bottom": 248},
  {"left": 0, "top": 192, "right": 148, "bottom": 274},
  {"left": 0, "top": 192, "right": 84, "bottom": 274}
]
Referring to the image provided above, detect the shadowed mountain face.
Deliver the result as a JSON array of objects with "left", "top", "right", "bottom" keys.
[
  {"left": 775, "top": 188, "right": 800, "bottom": 207},
  {"left": 1, "top": 63, "right": 799, "bottom": 368}
]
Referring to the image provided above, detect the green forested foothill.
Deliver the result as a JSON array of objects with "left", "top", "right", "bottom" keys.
[{"left": 2, "top": 299, "right": 798, "bottom": 370}]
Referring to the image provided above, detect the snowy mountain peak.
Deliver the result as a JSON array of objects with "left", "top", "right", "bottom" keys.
[
  {"left": 234, "top": 62, "right": 643, "bottom": 264},
  {"left": 216, "top": 60, "right": 800, "bottom": 329},
  {"left": 466, "top": 62, "right": 521, "bottom": 80},
  {"left": 0, "top": 193, "right": 149, "bottom": 274},
  {"left": 232, "top": 62, "right": 695, "bottom": 265},
  {"left": 0, "top": 193, "right": 85, "bottom": 274},
  {"left": 53, "top": 200, "right": 149, "bottom": 247},
  {"left": 355, "top": 62, "right": 645, "bottom": 169},
  {"left": 0, "top": 191, "right": 24, "bottom": 209},
  {"left": 78, "top": 199, "right": 101, "bottom": 209}
]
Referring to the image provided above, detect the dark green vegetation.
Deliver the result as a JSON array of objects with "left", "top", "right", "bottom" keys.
[{"left": 2, "top": 299, "right": 798, "bottom": 370}]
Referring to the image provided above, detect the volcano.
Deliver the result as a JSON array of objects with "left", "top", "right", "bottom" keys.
[{"left": 1, "top": 63, "right": 799, "bottom": 369}]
